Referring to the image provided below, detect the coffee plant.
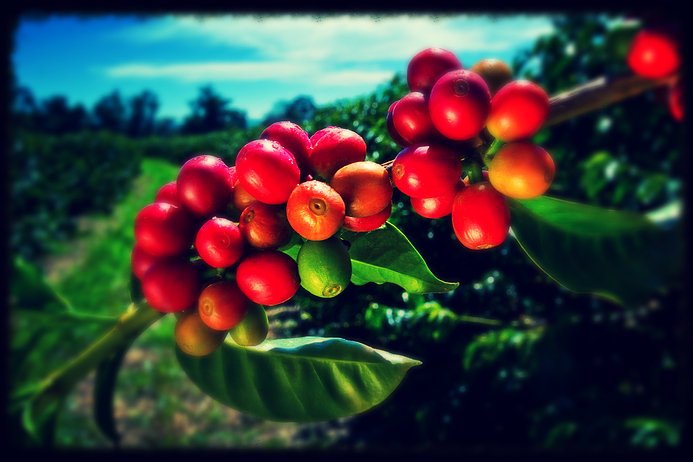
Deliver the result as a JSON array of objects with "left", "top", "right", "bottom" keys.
[{"left": 9, "top": 16, "right": 684, "bottom": 448}]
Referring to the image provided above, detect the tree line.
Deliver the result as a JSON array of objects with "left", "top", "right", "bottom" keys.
[{"left": 11, "top": 84, "right": 317, "bottom": 136}]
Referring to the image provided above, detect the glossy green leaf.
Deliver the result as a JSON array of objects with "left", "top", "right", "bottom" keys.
[
  {"left": 509, "top": 196, "right": 683, "bottom": 306},
  {"left": 176, "top": 336, "right": 421, "bottom": 422},
  {"left": 341, "top": 222, "right": 458, "bottom": 294}
]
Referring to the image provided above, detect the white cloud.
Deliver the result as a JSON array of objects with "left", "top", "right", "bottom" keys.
[
  {"left": 117, "top": 14, "right": 554, "bottom": 64},
  {"left": 105, "top": 61, "right": 315, "bottom": 81}
]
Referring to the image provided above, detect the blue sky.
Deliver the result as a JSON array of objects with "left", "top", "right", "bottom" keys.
[{"left": 13, "top": 14, "right": 555, "bottom": 124}]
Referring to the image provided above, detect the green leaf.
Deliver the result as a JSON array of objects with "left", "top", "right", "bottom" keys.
[
  {"left": 21, "top": 384, "right": 65, "bottom": 446},
  {"left": 176, "top": 336, "right": 421, "bottom": 422},
  {"left": 509, "top": 196, "right": 683, "bottom": 306},
  {"left": 341, "top": 222, "right": 458, "bottom": 294},
  {"left": 10, "top": 257, "right": 72, "bottom": 312},
  {"left": 94, "top": 345, "right": 131, "bottom": 446}
]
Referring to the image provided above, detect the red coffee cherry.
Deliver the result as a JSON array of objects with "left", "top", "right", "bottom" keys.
[
  {"left": 131, "top": 245, "right": 161, "bottom": 280},
  {"left": 308, "top": 127, "right": 367, "bottom": 180},
  {"left": 410, "top": 181, "right": 464, "bottom": 219},
  {"left": 392, "top": 92, "right": 440, "bottom": 145},
  {"left": 142, "top": 258, "right": 200, "bottom": 312},
  {"left": 177, "top": 155, "right": 233, "bottom": 217},
  {"left": 330, "top": 161, "right": 393, "bottom": 218},
  {"left": 487, "top": 80, "right": 549, "bottom": 142},
  {"left": 236, "top": 139, "right": 300, "bottom": 205},
  {"left": 155, "top": 181, "right": 180, "bottom": 206},
  {"left": 669, "top": 79, "right": 683, "bottom": 122},
  {"left": 407, "top": 47, "right": 463, "bottom": 94},
  {"left": 261, "top": 121, "right": 312, "bottom": 173},
  {"left": 198, "top": 281, "right": 249, "bottom": 331},
  {"left": 236, "top": 251, "right": 300, "bottom": 306},
  {"left": 470, "top": 59, "right": 513, "bottom": 95},
  {"left": 488, "top": 142, "right": 555, "bottom": 199},
  {"left": 451, "top": 182, "right": 510, "bottom": 250},
  {"left": 195, "top": 217, "right": 244, "bottom": 268},
  {"left": 239, "top": 201, "right": 292, "bottom": 249},
  {"left": 628, "top": 28, "right": 680, "bottom": 79},
  {"left": 343, "top": 205, "right": 391, "bottom": 232},
  {"left": 386, "top": 101, "right": 408, "bottom": 146},
  {"left": 429, "top": 69, "right": 491, "bottom": 140},
  {"left": 309, "top": 126, "right": 335, "bottom": 145},
  {"left": 391, "top": 144, "right": 461, "bottom": 198},
  {"left": 286, "top": 180, "right": 345, "bottom": 241},
  {"left": 134, "top": 202, "right": 195, "bottom": 257}
]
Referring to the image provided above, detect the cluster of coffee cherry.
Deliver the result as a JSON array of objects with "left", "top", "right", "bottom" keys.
[
  {"left": 131, "top": 122, "right": 394, "bottom": 356},
  {"left": 627, "top": 25, "right": 682, "bottom": 121},
  {"left": 386, "top": 48, "right": 556, "bottom": 250}
]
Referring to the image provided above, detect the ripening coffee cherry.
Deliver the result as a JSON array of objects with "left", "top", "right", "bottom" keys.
[
  {"left": 488, "top": 142, "right": 555, "bottom": 199},
  {"left": 308, "top": 127, "right": 367, "bottom": 180},
  {"left": 230, "top": 303, "right": 269, "bottom": 346},
  {"left": 407, "top": 47, "right": 463, "bottom": 94},
  {"left": 628, "top": 28, "right": 680, "bottom": 79},
  {"left": 286, "top": 180, "right": 345, "bottom": 241},
  {"left": 451, "top": 182, "right": 510, "bottom": 250},
  {"left": 134, "top": 202, "right": 195, "bottom": 257},
  {"left": 232, "top": 179, "right": 257, "bottom": 212},
  {"left": 392, "top": 92, "right": 441, "bottom": 145},
  {"left": 298, "top": 237, "right": 352, "bottom": 298},
  {"left": 155, "top": 181, "right": 180, "bottom": 206},
  {"left": 429, "top": 69, "right": 491, "bottom": 140},
  {"left": 669, "top": 79, "right": 683, "bottom": 122},
  {"left": 330, "top": 161, "right": 393, "bottom": 217},
  {"left": 175, "top": 311, "right": 226, "bottom": 357},
  {"left": 239, "top": 201, "right": 292, "bottom": 249},
  {"left": 177, "top": 155, "right": 233, "bottom": 216},
  {"left": 195, "top": 217, "right": 244, "bottom": 268},
  {"left": 386, "top": 101, "right": 408, "bottom": 146},
  {"left": 261, "top": 121, "right": 312, "bottom": 173},
  {"left": 131, "top": 245, "right": 162, "bottom": 280},
  {"left": 236, "top": 139, "right": 300, "bottom": 205},
  {"left": 142, "top": 258, "right": 200, "bottom": 312},
  {"left": 236, "top": 251, "right": 300, "bottom": 306},
  {"left": 343, "top": 205, "right": 391, "bottom": 232},
  {"left": 470, "top": 59, "right": 513, "bottom": 95},
  {"left": 391, "top": 144, "right": 461, "bottom": 198},
  {"left": 410, "top": 181, "right": 464, "bottom": 219},
  {"left": 487, "top": 80, "right": 549, "bottom": 142},
  {"left": 198, "top": 280, "right": 249, "bottom": 331}
]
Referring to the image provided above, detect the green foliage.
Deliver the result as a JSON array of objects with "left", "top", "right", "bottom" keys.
[
  {"left": 176, "top": 336, "right": 420, "bottom": 421},
  {"left": 10, "top": 130, "right": 142, "bottom": 260},
  {"left": 137, "top": 126, "right": 263, "bottom": 165},
  {"left": 509, "top": 196, "right": 683, "bottom": 306}
]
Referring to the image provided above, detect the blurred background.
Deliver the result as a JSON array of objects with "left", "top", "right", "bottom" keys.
[{"left": 7, "top": 13, "right": 686, "bottom": 449}]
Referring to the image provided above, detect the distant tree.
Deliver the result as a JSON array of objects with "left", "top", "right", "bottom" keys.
[
  {"left": 261, "top": 95, "right": 316, "bottom": 126},
  {"left": 127, "top": 90, "right": 159, "bottom": 137},
  {"left": 36, "top": 96, "right": 89, "bottom": 134},
  {"left": 154, "top": 117, "right": 178, "bottom": 136},
  {"left": 181, "top": 85, "right": 247, "bottom": 134},
  {"left": 92, "top": 90, "right": 126, "bottom": 133},
  {"left": 11, "top": 85, "right": 39, "bottom": 130}
]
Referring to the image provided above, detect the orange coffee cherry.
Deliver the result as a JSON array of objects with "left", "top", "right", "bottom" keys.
[
  {"left": 286, "top": 180, "right": 345, "bottom": 241},
  {"left": 488, "top": 142, "right": 555, "bottom": 199},
  {"left": 330, "top": 161, "right": 393, "bottom": 218}
]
